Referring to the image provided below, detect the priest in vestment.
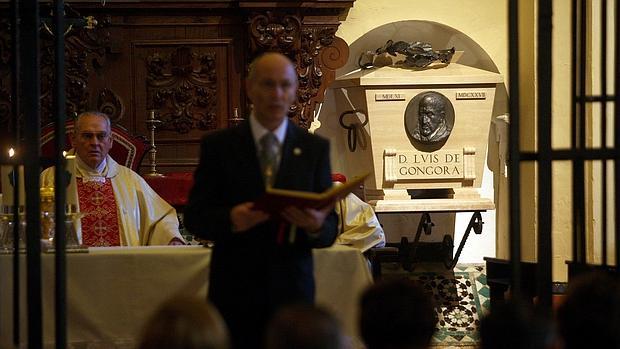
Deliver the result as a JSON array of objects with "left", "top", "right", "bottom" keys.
[
  {"left": 334, "top": 192, "right": 386, "bottom": 252},
  {"left": 40, "top": 111, "right": 184, "bottom": 246}
]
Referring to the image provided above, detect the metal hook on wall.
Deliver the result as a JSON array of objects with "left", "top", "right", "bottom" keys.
[{"left": 339, "top": 110, "right": 368, "bottom": 152}]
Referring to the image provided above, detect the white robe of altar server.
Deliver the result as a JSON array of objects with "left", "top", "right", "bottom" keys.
[
  {"left": 41, "top": 153, "right": 183, "bottom": 246},
  {"left": 335, "top": 192, "right": 386, "bottom": 252}
]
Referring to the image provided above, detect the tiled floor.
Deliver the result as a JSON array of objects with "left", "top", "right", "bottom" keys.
[{"left": 381, "top": 262, "right": 490, "bottom": 348}]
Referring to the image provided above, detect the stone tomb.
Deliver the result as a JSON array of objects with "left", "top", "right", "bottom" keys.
[{"left": 330, "top": 63, "right": 502, "bottom": 212}]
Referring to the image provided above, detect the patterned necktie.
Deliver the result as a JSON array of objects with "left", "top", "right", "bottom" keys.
[{"left": 259, "top": 132, "right": 279, "bottom": 187}]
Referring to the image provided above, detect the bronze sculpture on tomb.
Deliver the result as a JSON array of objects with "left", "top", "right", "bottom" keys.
[
  {"left": 358, "top": 40, "right": 455, "bottom": 69},
  {"left": 405, "top": 91, "right": 454, "bottom": 144}
]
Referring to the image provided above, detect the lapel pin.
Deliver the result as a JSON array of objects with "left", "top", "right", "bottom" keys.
[{"left": 293, "top": 147, "right": 302, "bottom": 156}]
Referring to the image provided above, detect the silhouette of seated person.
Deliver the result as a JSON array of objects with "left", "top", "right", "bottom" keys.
[
  {"left": 557, "top": 271, "right": 620, "bottom": 349},
  {"left": 412, "top": 94, "right": 451, "bottom": 143},
  {"left": 40, "top": 111, "right": 184, "bottom": 246},
  {"left": 359, "top": 278, "right": 437, "bottom": 349},
  {"left": 479, "top": 300, "right": 556, "bottom": 349},
  {"left": 265, "top": 303, "right": 349, "bottom": 349},
  {"left": 138, "top": 296, "right": 230, "bottom": 349}
]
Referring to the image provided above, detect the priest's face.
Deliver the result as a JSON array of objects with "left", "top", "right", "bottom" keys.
[
  {"left": 246, "top": 53, "right": 298, "bottom": 131},
  {"left": 72, "top": 113, "right": 113, "bottom": 169}
]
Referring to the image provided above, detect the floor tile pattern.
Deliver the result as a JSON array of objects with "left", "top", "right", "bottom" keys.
[{"left": 383, "top": 263, "right": 489, "bottom": 348}]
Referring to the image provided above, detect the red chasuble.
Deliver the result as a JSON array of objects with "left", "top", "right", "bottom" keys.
[{"left": 77, "top": 178, "right": 121, "bottom": 246}]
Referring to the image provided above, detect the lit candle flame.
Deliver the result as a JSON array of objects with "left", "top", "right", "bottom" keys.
[
  {"left": 8, "top": 148, "right": 14, "bottom": 158},
  {"left": 62, "top": 151, "right": 67, "bottom": 157}
]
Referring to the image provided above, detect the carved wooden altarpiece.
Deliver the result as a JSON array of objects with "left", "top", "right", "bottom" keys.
[{"left": 0, "top": 0, "right": 353, "bottom": 172}]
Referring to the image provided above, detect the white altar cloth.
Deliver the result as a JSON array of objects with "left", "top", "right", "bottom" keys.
[{"left": 0, "top": 245, "right": 372, "bottom": 348}]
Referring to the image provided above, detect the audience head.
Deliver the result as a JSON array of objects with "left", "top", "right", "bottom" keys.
[
  {"left": 246, "top": 52, "right": 298, "bottom": 131},
  {"left": 360, "top": 278, "right": 437, "bottom": 349},
  {"left": 265, "top": 303, "right": 348, "bottom": 349},
  {"left": 557, "top": 271, "right": 620, "bottom": 349},
  {"left": 138, "top": 296, "right": 230, "bottom": 349},
  {"left": 479, "top": 300, "right": 555, "bottom": 349},
  {"left": 71, "top": 111, "right": 113, "bottom": 169}
]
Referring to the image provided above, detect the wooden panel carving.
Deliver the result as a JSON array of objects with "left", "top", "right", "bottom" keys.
[
  {"left": 132, "top": 39, "right": 234, "bottom": 141},
  {"left": 146, "top": 46, "right": 218, "bottom": 134},
  {"left": 0, "top": 19, "right": 17, "bottom": 141},
  {"left": 0, "top": 20, "right": 10, "bottom": 132},
  {"left": 0, "top": 19, "right": 17, "bottom": 146},
  {"left": 248, "top": 12, "right": 349, "bottom": 128},
  {"left": 0, "top": 14, "right": 113, "bottom": 153},
  {"left": 97, "top": 88, "right": 125, "bottom": 123},
  {"left": 295, "top": 25, "right": 348, "bottom": 128},
  {"left": 0, "top": 1, "right": 354, "bottom": 171},
  {"left": 39, "top": 16, "right": 112, "bottom": 125},
  {"left": 249, "top": 12, "right": 301, "bottom": 53}
]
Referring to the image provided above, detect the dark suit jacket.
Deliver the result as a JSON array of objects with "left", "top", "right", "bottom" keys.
[{"left": 184, "top": 120, "right": 338, "bottom": 348}]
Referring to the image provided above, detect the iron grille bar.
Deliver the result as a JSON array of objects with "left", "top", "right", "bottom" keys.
[
  {"left": 53, "top": 0, "right": 67, "bottom": 347},
  {"left": 615, "top": 0, "right": 620, "bottom": 275},
  {"left": 571, "top": 0, "right": 578, "bottom": 263},
  {"left": 521, "top": 148, "right": 620, "bottom": 160},
  {"left": 600, "top": 0, "right": 608, "bottom": 266},
  {"left": 21, "top": 0, "right": 43, "bottom": 347},
  {"left": 582, "top": 95, "right": 617, "bottom": 102},
  {"left": 523, "top": 151, "right": 620, "bottom": 163},
  {"left": 578, "top": 1, "right": 587, "bottom": 152},
  {"left": 537, "top": 0, "right": 553, "bottom": 310},
  {"left": 508, "top": 0, "right": 522, "bottom": 298},
  {"left": 9, "top": 0, "right": 21, "bottom": 345},
  {"left": 571, "top": 0, "right": 578, "bottom": 155},
  {"left": 570, "top": 0, "right": 579, "bottom": 262},
  {"left": 573, "top": 0, "right": 587, "bottom": 265}
]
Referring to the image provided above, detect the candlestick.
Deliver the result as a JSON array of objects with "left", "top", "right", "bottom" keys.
[
  {"left": 144, "top": 110, "right": 163, "bottom": 177},
  {"left": 1, "top": 163, "right": 25, "bottom": 210},
  {"left": 65, "top": 155, "right": 78, "bottom": 210},
  {"left": 229, "top": 107, "right": 244, "bottom": 127}
]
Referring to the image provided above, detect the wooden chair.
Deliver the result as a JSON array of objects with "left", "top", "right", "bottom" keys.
[
  {"left": 40, "top": 120, "right": 150, "bottom": 172},
  {"left": 483, "top": 257, "right": 538, "bottom": 309}
]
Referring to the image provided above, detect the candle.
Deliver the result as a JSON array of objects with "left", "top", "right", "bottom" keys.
[
  {"left": 1, "top": 164, "right": 25, "bottom": 209},
  {"left": 65, "top": 155, "right": 78, "bottom": 209},
  {"left": 1, "top": 149, "right": 25, "bottom": 210}
]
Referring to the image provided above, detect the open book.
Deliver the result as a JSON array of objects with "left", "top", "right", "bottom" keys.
[{"left": 253, "top": 173, "right": 369, "bottom": 213}]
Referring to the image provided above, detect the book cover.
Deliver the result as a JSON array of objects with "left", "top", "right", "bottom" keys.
[{"left": 253, "top": 174, "right": 368, "bottom": 213}]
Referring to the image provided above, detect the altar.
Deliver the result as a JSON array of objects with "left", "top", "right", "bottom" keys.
[{"left": 0, "top": 245, "right": 372, "bottom": 348}]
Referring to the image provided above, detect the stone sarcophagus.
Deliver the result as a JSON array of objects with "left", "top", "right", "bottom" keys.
[{"left": 330, "top": 63, "right": 503, "bottom": 209}]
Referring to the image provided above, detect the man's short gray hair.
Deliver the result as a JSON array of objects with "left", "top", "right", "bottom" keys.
[{"left": 74, "top": 111, "right": 111, "bottom": 135}]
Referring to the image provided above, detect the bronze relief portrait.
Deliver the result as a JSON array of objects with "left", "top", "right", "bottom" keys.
[{"left": 405, "top": 91, "right": 454, "bottom": 145}]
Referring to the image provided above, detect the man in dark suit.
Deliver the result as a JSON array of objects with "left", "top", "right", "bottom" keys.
[{"left": 184, "top": 52, "right": 338, "bottom": 349}]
